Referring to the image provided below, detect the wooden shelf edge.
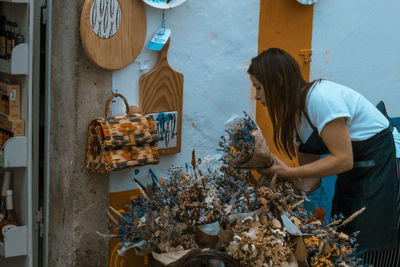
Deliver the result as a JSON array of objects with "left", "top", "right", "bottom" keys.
[
  {"left": 0, "top": 0, "right": 28, "bottom": 3},
  {"left": 0, "top": 136, "right": 27, "bottom": 168},
  {"left": 0, "top": 225, "right": 27, "bottom": 258},
  {"left": 0, "top": 43, "right": 28, "bottom": 75}
]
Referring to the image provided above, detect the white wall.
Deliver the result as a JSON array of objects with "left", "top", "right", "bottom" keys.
[
  {"left": 311, "top": 0, "right": 400, "bottom": 116},
  {"left": 110, "top": 0, "right": 260, "bottom": 192}
]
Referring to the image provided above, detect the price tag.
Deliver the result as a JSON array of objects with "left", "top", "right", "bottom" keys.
[
  {"left": 10, "top": 89, "right": 16, "bottom": 101},
  {"left": 147, "top": 28, "right": 171, "bottom": 51}
]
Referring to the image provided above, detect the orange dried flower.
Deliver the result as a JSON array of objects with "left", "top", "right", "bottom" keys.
[{"left": 307, "top": 207, "right": 326, "bottom": 224}]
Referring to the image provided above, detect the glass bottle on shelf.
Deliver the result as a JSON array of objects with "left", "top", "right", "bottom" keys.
[
  {"left": 11, "top": 22, "right": 16, "bottom": 53},
  {"left": 0, "top": 171, "right": 11, "bottom": 224},
  {"left": 8, "top": 130, "right": 12, "bottom": 141},
  {"left": 4, "top": 94, "right": 9, "bottom": 115},
  {"left": 4, "top": 129, "right": 12, "bottom": 144},
  {"left": 1, "top": 95, "right": 6, "bottom": 113},
  {"left": 0, "top": 189, "right": 19, "bottom": 241},
  {"left": 5, "top": 20, "right": 12, "bottom": 60},
  {"left": 0, "top": 16, "right": 5, "bottom": 59},
  {"left": 1, "top": 130, "right": 5, "bottom": 146},
  {"left": 0, "top": 129, "right": 3, "bottom": 148},
  {"left": 2, "top": 130, "right": 6, "bottom": 146},
  {"left": 15, "top": 22, "right": 24, "bottom": 46}
]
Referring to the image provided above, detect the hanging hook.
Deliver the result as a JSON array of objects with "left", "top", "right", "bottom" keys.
[{"left": 112, "top": 89, "right": 119, "bottom": 103}]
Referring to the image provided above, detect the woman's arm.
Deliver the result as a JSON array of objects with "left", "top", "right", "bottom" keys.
[
  {"left": 298, "top": 152, "right": 320, "bottom": 165},
  {"left": 263, "top": 117, "right": 353, "bottom": 178},
  {"left": 296, "top": 152, "right": 322, "bottom": 194}
]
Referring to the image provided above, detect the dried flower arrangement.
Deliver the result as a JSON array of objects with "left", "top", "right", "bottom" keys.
[
  {"left": 101, "top": 163, "right": 362, "bottom": 266},
  {"left": 101, "top": 152, "right": 258, "bottom": 257},
  {"left": 219, "top": 174, "right": 303, "bottom": 267},
  {"left": 218, "top": 112, "right": 274, "bottom": 169},
  {"left": 298, "top": 208, "right": 365, "bottom": 267},
  {"left": 98, "top": 113, "right": 364, "bottom": 267}
]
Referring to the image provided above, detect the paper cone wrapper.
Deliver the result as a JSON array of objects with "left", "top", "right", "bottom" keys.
[
  {"left": 196, "top": 221, "right": 220, "bottom": 248},
  {"left": 152, "top": 248, "right": 205, "bottom": 266},
  {"left": 238, "top": 128, "right": 274, "bottom": 169}
]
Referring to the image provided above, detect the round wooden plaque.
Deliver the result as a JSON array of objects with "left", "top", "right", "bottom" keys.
[
  {"left": 142, "top": 0, "right": 186, "bottom": 9},
  {"left": 80, "top": 0, "right": 147, "bottom": 70}
]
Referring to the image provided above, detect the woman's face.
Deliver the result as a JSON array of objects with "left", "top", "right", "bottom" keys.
[{"left": 250, "top": 75, "right": 267, "bottom": 106}]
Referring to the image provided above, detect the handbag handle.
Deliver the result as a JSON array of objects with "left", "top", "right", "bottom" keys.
[{"left": 105, "top": 93, "right": 130, "bottom": 117}]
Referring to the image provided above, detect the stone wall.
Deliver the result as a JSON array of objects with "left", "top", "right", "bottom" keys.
[{"left": 49, "top": 0, "right": 111, "bottom": 266}]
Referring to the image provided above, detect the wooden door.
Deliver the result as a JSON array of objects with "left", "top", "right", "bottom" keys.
[{"left": 256, "top": 0, "right": 314, "bottom": 166}]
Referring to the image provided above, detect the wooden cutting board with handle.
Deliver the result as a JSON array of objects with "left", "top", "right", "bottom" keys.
[
  {"left": 139, "top": 39, "right": 183, "bottom": 155},
  {"left": 80, "top": 0, "right": 146, "bottom": 70}
]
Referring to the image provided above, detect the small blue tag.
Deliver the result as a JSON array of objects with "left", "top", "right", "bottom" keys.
[{"left": 147, "top": 28, "right": 171, "bottom": 51}]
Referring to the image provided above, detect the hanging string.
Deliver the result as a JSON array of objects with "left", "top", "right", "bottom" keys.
[
  {"left": 161, "top": 9, "right": 166, "bottom": 30},
  {"left": 112, "top": 89, "right": 119, "bottom": 103}
]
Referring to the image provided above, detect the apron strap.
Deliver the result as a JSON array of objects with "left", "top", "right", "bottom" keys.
[
  {"left": 296, "top": 109, "right": 318, "bottom": 146},
  {"left": 303, "top": 109, "right": 317, "bottom": 132}
]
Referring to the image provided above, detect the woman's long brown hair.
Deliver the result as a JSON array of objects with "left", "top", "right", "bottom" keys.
[{"left": 248, "top": 48, "right": 319, "bottom": 159}]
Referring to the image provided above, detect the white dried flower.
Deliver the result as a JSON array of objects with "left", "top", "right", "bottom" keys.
[
  {"left": 339, "top": 232, "right": 349, "bottom": 240},
  {"left": 234, "top": 235, "right": 242, "bottom": 242},
  {"left": 271, "top": 219, "right": 282, "bottom": 229},
  {"left": 242, "top": 216, "right": 254, "bottom": 224},
  {"left": 272, "top": 239, "right": 284, "bottom": 246},
  {"left": 227, "top": 241, "right": 240, "bottom": 256},
  {"left": 311, "top": 220, "right": 322, "bottom": 226},
  {"left": 204, "top": 186, "right": 220, "bottom": 209},
  {"left": 244, "top": 228, "right": 258, "bottom": 240},
  {"left": 223, "top": 204, "right": 234, "bottom": 214},
  {"left": 250, "top": 243, "right": 258, "bottom": 258},
  {"left": 271, "top": 228, "right": 286, "bottom": 237}
]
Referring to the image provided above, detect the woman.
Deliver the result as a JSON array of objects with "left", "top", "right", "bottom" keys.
[{"left": 248, "top": 48, "right": 400, "bottom": 266}]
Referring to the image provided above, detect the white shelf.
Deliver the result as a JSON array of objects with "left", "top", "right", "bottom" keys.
[
  {"left": 0, "top": 0, "right": 28, "bottom": 3},
  {"left": 0, "top": 137, "right": 27, "bottom": 168},
  {"left": 0, "top": 43, "right": 28, "bottom": 75},
  {"left": 0, "top": 225, "right": 27, "bottom": 257}
]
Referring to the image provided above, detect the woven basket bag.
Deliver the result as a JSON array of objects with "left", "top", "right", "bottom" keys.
[{"left": 86, "top": 93, "right": 160, "bottom": 173}]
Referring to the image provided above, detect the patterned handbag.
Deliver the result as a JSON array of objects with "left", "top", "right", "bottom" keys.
[{"left": 86, "top": 93, "right": 160, "bottom": 173}]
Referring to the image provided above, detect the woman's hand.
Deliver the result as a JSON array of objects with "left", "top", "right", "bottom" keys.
[
  {"left": 258, "top": 153, "right": 291, "bottom": 177},
  {"left": 259, "top": 118, "right": 353, "bottom": 179}
]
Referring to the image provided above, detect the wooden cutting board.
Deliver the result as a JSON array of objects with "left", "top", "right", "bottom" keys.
[
  {"left": 80, "top": 0, "right": 146, "bottom": 70},
  {"left": 139, "top": 39, "right": 183, "bottom": 155}
]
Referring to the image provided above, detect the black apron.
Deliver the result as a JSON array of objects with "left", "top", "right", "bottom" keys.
[{"left": 298, "top": 114, "right": 399, "bottom": 251}]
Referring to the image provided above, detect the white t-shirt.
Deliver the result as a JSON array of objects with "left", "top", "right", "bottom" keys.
[{"left": 297, "top": 80, "right": 400, "bottom": 157}]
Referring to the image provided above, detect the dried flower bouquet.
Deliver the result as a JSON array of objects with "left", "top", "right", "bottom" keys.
[{"left": 219, "top": 112, "right": 274, "bottom": 169}]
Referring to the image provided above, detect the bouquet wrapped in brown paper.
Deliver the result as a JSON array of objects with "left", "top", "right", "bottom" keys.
[{"left": 218, "top": 112, "right": 274, "bottom": 169}]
